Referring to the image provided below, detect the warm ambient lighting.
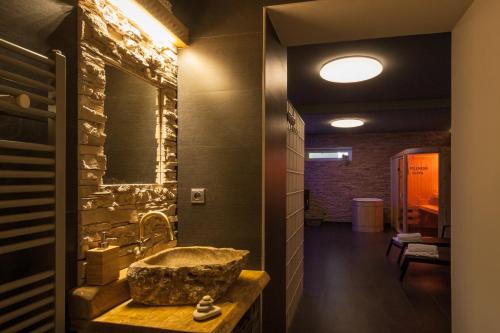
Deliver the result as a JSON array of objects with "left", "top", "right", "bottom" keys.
[
  {"left": 320, "top": 56, "right": 383, "bottom": 83},
  {"left": 330, "top": 119, "right": 365, "bottom": 128},
  {"left": 108, "top": 0, "right": 178, "bottom": 48}
]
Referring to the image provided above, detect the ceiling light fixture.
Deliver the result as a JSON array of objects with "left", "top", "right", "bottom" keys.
[
  {"left": 330, "top": 119, "right": 365, "bottom": 128},
  {"left": 320, "top": 56, "right": 383, "bottom": 83}
]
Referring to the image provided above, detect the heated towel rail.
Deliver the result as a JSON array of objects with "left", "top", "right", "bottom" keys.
[{"left": 0, "top": 38, "right": 66, "bottom": 332}]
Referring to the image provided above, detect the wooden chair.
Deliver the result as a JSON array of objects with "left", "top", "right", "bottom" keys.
[
  {"left": 398, "top": 225, "right": 451, "bottom": 281},
  {"left": 386, "top": 225, "right": 451, "bottom": 264}
]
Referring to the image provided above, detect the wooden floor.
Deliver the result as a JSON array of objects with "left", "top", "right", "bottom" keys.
[{"left": 289, "top": 223, "right": 451, "bottom": 333}]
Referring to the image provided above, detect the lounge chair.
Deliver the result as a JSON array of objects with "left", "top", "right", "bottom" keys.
[
  {"left": 399, "top": 246, "right": 450, "bottom": 281},
  {"left": 386, "top": 225, "right": 450, "bottom": 264}
]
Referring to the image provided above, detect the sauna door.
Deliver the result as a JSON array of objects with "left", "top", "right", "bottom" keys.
[{"left": 405, "top": 153, "right": 440, "bottom": 236}]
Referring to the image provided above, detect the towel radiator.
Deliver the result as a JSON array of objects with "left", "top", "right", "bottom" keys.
[{"left": 0, "top": 38, "right": 66, "bottom": 332}]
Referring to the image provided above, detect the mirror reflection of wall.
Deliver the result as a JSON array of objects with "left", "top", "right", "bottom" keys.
[{"left": 103, "top": 65, "right": 158, "bottom": 184}]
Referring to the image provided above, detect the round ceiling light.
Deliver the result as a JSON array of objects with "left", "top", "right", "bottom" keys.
[
  {"left": 330, "top": 119, "right": 365, "bottom": 128},
  {"left": 320, "top": 56, "right": 383, "bottom": 83}
]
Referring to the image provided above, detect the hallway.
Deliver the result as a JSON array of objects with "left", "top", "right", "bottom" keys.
[{"left": 290, "top": 224, "right": 451, "bottom": 333}]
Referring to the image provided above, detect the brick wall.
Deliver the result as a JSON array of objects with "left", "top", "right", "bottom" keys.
[{"left": 305, "top": 131, "right": 450, "bottom": 223}]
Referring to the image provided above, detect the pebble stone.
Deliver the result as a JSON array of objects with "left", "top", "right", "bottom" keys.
[{"left": 193, "top": 295, "right": 222, "bottom": 321}]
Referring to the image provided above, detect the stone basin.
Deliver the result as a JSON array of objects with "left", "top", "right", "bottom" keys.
[{"left": 127, "top": 246, "right": 249, "bottom": 305}]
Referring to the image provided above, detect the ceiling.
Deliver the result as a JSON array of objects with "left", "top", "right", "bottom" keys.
[
  {"left": 267, "top": 0, "right": 472, "bottom": 46},
  {"left": 266, "top": 0, "right": 470, "bottom": 134},
  {"left": 287, "top": 33, "right": 451, "bottom": 134}
]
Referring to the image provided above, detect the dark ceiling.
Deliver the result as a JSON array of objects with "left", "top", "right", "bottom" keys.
[{"left": 287, "top": 33, "right": 451, "bottom": 134}]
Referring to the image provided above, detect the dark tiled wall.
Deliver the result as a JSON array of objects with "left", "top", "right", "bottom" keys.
[
  {"left": 0, "top": 0, "right": 76, "bottom": 145},
  {"left": 305, "top": 131, "right": 451, "bottom": 222},
  {"left": 175, "top": 0, "right": 264, "bottom": 269},
  {"left": 173, "top": 3, "right": 295, "bottom": 330}
]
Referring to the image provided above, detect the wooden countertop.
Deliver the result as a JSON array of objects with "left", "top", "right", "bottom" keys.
[
  {"left": 70, "top": 240, "right": 178, "bottom": 321},
  {"left": 72, "top": 270, "right": 269, "bottom": 333}
]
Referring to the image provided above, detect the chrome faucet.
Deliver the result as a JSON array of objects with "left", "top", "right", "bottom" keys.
[{"left": 134, "top": 211, "right": 175, "bottom": 257}]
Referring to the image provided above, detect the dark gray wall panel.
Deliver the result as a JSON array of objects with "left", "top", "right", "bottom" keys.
[
  {"left": 174, "top": 3, "right": 293, "bottom": 330},
  {"left": 176, "top": 0, "right": 263, "bottom": 269}
]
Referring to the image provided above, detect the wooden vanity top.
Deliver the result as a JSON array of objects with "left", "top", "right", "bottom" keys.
[
  {"left": 70, "top": 240, "right": 178, "bottom": 321},
  {"left": 72, "top": 270, "right": 269, "bottom": 333}
]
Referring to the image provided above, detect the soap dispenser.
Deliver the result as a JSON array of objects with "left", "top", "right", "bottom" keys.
[{"left": 86, "top": 232, "right": 120, "bottom": 285}]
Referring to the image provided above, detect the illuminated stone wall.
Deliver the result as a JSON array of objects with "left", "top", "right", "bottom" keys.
[{"left": 77, "top": 0, "right": 178, "bottom": 285}]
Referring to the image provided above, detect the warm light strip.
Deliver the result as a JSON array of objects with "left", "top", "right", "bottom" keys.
[{"left": 108, "top": 0, "right": 178, "bottom": 49}]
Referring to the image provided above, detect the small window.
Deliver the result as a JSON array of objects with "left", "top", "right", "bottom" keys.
[{"left": 306, "top": 148, "right": 352, "bottom": 161}]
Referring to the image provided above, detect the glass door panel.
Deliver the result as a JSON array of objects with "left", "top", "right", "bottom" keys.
[{"left": 406, "top": 153, "right": 439, "bottom": 236}]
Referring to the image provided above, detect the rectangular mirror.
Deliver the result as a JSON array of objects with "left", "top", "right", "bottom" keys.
[{"left": 103, "top": 65, "right": 159, "bottom": 184}]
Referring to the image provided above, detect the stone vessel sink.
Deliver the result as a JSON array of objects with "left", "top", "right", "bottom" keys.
[{"left": 127, "top": 246, "right": 249, "bottom": 305}]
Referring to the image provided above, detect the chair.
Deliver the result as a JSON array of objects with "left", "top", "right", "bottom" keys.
[
  {"left": 399, "top": 247, "right": 450, "bottom": 281},
  {"left": 398, "top": 225, "right": 451, "bottom": 281},
  {"left": 386, "top": 225, "right": 451, "bottom": 264}
]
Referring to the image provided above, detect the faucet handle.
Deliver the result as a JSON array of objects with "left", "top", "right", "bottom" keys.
[
  {"left": 133, "top": 237, "right": 150, "bottom": 258},
  {"left": 99, "top": 231, "right": 109, "bottom": 248},
  {"left": 133, "top": 246, "right": 143, "bottom": 257},
  {"left": 139, "top": 236, "right": 151, "bottom": 245}
]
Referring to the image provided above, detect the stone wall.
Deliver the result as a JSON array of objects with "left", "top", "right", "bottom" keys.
[
  {"left": 77, "top": 0, "right": 178, "bottom": 285},
  {"left": 305, "top": 131, "right": 451, "bottom": 223}
]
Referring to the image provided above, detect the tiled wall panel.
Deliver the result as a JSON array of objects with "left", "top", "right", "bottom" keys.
[
  {"left": 286, "top": 103, "right": 305, "bottom": 330},
  {"left": 176, "top": 1, "right": 263, "bottom": 270}
]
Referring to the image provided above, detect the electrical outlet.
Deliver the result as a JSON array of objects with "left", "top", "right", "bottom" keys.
[{"left": 191, "top": 188, "right": 206, "bottom": 204}]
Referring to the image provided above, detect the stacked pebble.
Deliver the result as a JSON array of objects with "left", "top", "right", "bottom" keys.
[{"left": 193, "top": 295, "right": 221, "bottom": 321}]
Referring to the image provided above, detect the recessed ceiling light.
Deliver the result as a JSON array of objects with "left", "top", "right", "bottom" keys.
[
  {"left": 320, "top": 56, "right": 383, "bottom": 83},
  {"left": 330, "top": 119, "right": 365, "bottom": 128}
]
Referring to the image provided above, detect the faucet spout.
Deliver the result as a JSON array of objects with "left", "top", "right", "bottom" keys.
[
  {"left": 138, "top": 211, "right": 175, "bottom": 243},
  {"left": 134, "top": 211, "right": 175, "bottom": 258}
]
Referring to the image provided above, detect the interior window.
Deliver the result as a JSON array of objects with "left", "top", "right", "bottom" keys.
[{"left": 306, "top": 148, "right": 352, "bottom": 161}]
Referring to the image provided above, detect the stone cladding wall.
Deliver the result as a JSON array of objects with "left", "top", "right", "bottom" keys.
[{"left": 77, "top": 0, "right": 178, "bottom": 285}]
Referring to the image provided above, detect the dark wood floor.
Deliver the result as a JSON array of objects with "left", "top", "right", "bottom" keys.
[{"left": 289, "top": 223, "right": 451, "bottom": 333}]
